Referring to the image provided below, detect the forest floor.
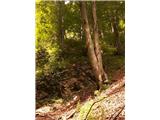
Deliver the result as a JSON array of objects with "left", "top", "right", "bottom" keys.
[{"left": 36, "top": 63, "right": 125, "bottom": 120}]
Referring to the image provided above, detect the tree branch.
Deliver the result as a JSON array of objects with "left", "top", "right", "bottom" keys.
[{"left": 84, "top": 80, "right": 124, "bottom": 120}]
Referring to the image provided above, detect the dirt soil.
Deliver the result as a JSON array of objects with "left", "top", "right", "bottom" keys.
[{"left": 36, "top": 65, "right": 125, "bottom": 120}]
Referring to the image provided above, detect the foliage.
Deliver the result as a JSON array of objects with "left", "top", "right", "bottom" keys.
[
  {"left": 36, "top": 1, "right": 125, "bottom": 108},
  {"left": 36, "top": 1, "right": 62, "bottom": 102}
]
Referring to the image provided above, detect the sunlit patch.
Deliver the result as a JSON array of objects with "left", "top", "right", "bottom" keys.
[{"left": 65, "top": 0, "right": 70, "bottom": 5}]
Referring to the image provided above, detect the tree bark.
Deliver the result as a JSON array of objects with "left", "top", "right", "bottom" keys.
[
  {"left": 58, "top": 1, "right": 65, "bottom": 48},
  {"left": 111, "top": 16, "right": 122, "bottom": 55},
  {"left": 92, "top": 1, "right": 108, "bottom": 83},
  {"left": 80, "top": 1, "right": 108, "bottom": 90}
]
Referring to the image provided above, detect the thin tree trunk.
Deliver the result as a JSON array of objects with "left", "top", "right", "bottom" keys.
[
  {"left": 98, "top": 21, "right": 104, "bottom": 39},
  {"left": 58, "top": 1, "right": 65, "bottom": 48},
  {"left": 80, "top": 1, "right": 108, "bottom": 90},
  {"left": 112, "top": 16, "right": 122, "bottom": 55},
  {"left": 100, "top": 29, "right": 104, "bottom": 39},
  {"left": 79, "top": 3, "right": 83, "bottom": 42}
]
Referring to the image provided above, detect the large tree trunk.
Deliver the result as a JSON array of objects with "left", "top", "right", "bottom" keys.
[
  {"left": 80, "top": 1, "right": 108, "bottom": 90},
  {"left": 92, "top": 1, "right": 108, "bottom": 83}
]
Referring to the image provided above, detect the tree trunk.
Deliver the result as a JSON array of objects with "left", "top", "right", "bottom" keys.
[
  {"left": 80, "top": 1, "right": 108, "bottom": 90},
  {"left": 112, "top": 16, "right": 122, "bottom": 55},
  {"left": 92, "top": 1, "right": 108, "bottom": 83},
  {"left": 58, "top": 1, "right": 65, "bottom": 48}
]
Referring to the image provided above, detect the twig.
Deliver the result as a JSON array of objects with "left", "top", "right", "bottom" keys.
[
  {"left": 84, "top": 97, "right": 107, "bottom": 120},
  {"left": 66, "top": 109, "right": 76, "bottom": 119},
  {"left": 109, "top": 105, "right": 125, "bottom": 120},
  {"left": 84, "top": 79, "right": 125, "bottom": 120}
]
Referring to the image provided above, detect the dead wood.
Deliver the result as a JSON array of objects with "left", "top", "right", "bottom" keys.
[
  {"left": 109, "top": 105, "right": 125, "bottom": 120},
  {"left": 84, "top": 79, "right": 125, "bottom": 120}
]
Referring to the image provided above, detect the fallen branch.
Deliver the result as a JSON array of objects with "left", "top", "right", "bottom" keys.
[
  {"left": 84, "top": 79, "right": 125, "bottom": 120},
  {"left": 66, "top": 109, "right": 76, "bottom": 119},
  {"left": 84, "top": 97, "right": 107, "bottom": 120},
  {"left": 109, "top": 105, "right": 125, "bottom": 120}
]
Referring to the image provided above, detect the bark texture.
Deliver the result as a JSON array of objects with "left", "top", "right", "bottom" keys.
[
  {"left": 80, "top": 1, "right": 108, "bottom": 90},
  {"left": 112, "top": 16, "right": 122, "bottom": 55},
  {"left": 58, "top": 1, "right": 65, "bottom": 48}
]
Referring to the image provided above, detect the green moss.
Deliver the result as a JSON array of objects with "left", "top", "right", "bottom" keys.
[
  {"left": 76, "top": 101, "right": 81, "bottom": 112},
  {"left": 79, "top": 100, "right": 94, "bottom": 120}
]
